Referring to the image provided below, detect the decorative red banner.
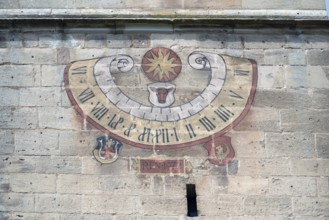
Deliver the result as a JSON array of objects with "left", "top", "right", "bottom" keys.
[{"left": 132, "top": 158, "right": 193, "bottom": 174}]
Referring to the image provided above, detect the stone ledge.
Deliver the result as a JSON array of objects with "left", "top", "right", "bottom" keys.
[{"left": 0, "top": 9, "right": 327, "bottom": 21}]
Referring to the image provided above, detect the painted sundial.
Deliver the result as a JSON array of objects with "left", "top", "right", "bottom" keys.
[{"left": 64, "top": 47, "right": 257, "bottom": 166}]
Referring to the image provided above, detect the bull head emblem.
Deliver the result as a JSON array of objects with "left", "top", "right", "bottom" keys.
[{"left": 148, "top": 82, "right": 176, "bottom": 107}]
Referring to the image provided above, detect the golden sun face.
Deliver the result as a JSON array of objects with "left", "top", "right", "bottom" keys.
[{"left": 141, "top": 47, "right": 182, "bottom": 82}]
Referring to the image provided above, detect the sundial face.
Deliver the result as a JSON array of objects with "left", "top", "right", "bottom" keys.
[{"left": 65, "top": 47, "right": 257, "bottom": 165}]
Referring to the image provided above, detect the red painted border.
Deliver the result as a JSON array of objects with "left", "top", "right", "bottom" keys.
[{"left": 64, "top": 58, "right": 258, "bottom": 150}]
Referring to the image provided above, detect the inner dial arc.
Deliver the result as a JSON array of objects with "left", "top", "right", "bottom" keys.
[{"left": 94, "top": 52, "right": 227, "bottom": 122}]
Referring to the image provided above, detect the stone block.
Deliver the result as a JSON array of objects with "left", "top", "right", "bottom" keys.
[
  {"left": 191, "top": 175, "right": 215, "bottom": 196},
  {"left": 285, "top": 34, "right": 303, "bottom": 49},
  {"left": 9, "top": 173, "right": 56, "bottom": 193},
  {"left": 41, "top": 65, "right": 65, "bottom": 87},
  {"left": 164, "top": 176, "right": 187, "bottom": 196},
  {"left": 264, "top": 49, "right": 289, "bottom": 65},
  {"left": 242, "top": 0, "right": 324, "bottom": 9},
  {"left": 228, "top": 160, "right": 239, "bottom": 175},
  {"left": 293, "top": 197, "right": 329, "bottom": 216},
  {"left": 59, "top": 130, "right": 100, "bottom": 156},
  {"left": 231, "top": 131, "right": 265, "bottom": 158},
  {"left": 0, "top": 49, "right": 10, "bottom": 63},
  {"left": 15, "top": 130, "right": 59, "bottom": 155},
  {"left": 19, "top": 87, "right": 61, "bottom": 106},
  {"left": 61, "top": 34, "right": 84, "bottom": 48},
  {"left": 281, "top": 109, "right": 329, "bottom": 133},
  {"left": 244, "top": 35, "right": 285, "bottom": 49},
  {"left": 22, "top": 33, "right": 38, "bottom": 47},
  {"left": 285, "top": 66, "right": 329, "bottom": 88},
  {"left": 0, "top": 193, "right": 34, "bottom": 212},
  {"left": 0, "top": 65, "right": 41, "bottom": 87},
  {"left": 196, "top": 34, "right": 225, "bottom": 49},
  {"left": 82, "top": 157, "right": 130, "bottom": 175},
  {"left": 307, "top": 50, "right": 329, "bottom": 66},
  {"left": 137, "top": 217, "right": 179, "bottom": 220},
  {"left": 0, "top": 156, "right": 36, "bottom": 173},
  {"left": 291, "top": 159, "right": 329, "bottom": 176},
  {"left": 284, "top": 66, "right": 309, "bottom": 88},
  {"left": 0, "top": 175, "right": 10, "bottom": 192},
  {"left": 153, "top": 175, "right": 164, "bottom": 195},
  {"left": 125, "top": 0, "right": 183, "bottom": 8},
  {"left": 82, "top": 195, "right": 137, "bottom": 214},
  {"left": 228, "top": 176, "right": 268, "bottom": 195},
  {"left": 138, "top": 196, "right": 186, "bottom": 215},
  {"left": 38, "top": 107, "right": 82, "bottom": 130},
  {"left": 312, "top": 89, "right": 329, "bottom": 109},
  {"left": 265, "top": 132, "right": 315, "bottom": 158},
  {"left": 57, "top": 48, "right": 70, "bottom": 65},
  {"left": 184, "top": 0, "right": 241, "bottom": 8},
  {"left": 197, "top": 194, "right": 243, "bottom": 216},
  {"left": 35, "top": 156, "right": 82, "bottom": 174},
  {"left": 316, "top": 134, "right": 329, "bottom": 158},
  {"left": 238, "top": 158, "right": 290, "bottom": 176},
  {"left": 85, "top": 34, "right": 107, "bottom": 48},
  {"left": 10, "top": 48, "right": 57, "bottom": 65},
  {"left": 63, "top": 214, "right": 108, "bottom": 220},
  {"left": 288, "top": 49, "right": 306, "bottom": 65},
  {"left": 127, "top": 34, "right": 151, "bottom": 48},
  {"left": 35, "top": 194, "right": 81, "bottom": 213},
  {"left": 253, "top": 89, "right": 311, "bottom": 109},
  {"left": 317, "top": 177, "right": 329, "bottom": 197},
  {"left": 107, "top": 34, "right": 128, "bottom": 48},
  {"left": 307, "top": 66, "right": 329, "bottom": 89},
  {"left": 244, "top": 196, "right": 292, "bottom": 215},
  {"left": 69, "top": 48, "right": 110, "bottom": 61},
  {"left": 57, "top": 174, "right": 97, "bottom": 194},
  {"left": 293, "top": 217, "right": 327, "bottom": 220},
  {"left": 102, "top": 175, "right": 152, "bottom": 195},
  {"left": 302, "top": 35, "right": 329, "bottom": 49},
  {"left": 269, "top": 177, "right": 317, "bottom": 196},
  {"left": 151, "top": 33, "right": 199, "bottom": 49},
  {"left": 233, "top": 108, "right": 281, "bottom": 132},
  {"left": 61, "top": 88, "right": 72, "bottom": 107},
  {"left": 39, "top": 33, "right": 62, "bottom": 48},
  {"left": 19, "top": 0, "right": 68, "bottom": 8},
  {"left": 0, "top": 34, "right": 7, "bottom": 48},
  {"left": 8, "top": 213, "right": 60, "bottom": 220},
  {"left": 0, "top": 107, "right": 38, "bottom": 129},
  {"left": 258, "top": 66, "right": 284, "bottom": 89},
  {"left": 72, "top": 0, "right": 124, "bottom": 8},
  {"left": 229, "top": 216, "right": 294, "bottom": 220},
  {"left": 7, "top": 31, "right": 23, "bottom": 48},
  {"left": 0, "top": 130, "right": 14, "bottom": 154},
  {"left": 57, "top": 174, "right": 152, "bottom": 195},
  {"left": 0, "top": 0, "right": 19, "bottom": 8},
  {"left": 243, "top": 49, "right": 265, "bottom": 65},
  {"left": 0, "top": 86, "right": 22, "bottom": 107}
]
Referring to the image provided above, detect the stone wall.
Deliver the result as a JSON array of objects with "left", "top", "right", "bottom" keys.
[{"left": 0, "top": 21, "right": 329, "bottom": 219}]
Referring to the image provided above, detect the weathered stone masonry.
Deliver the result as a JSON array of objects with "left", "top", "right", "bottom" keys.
[{"left": 0, "top": 1, "right": 329, "bottom": 219}]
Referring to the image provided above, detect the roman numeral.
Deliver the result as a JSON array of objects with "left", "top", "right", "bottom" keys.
[
  {"left": 234, "top": 69, "right": 249, "bottom": 76},
  {"left": 154, "top": 128, "right": 170, "bottom": 144},
  {"left": 229, "top": 90, "right": 244, "bottom": 99},
  {"left": 199, "top": 116, "right": 216, "bottom": 132},
  {"left": 185, "top": 124, "right": 196, "bottom": 139},
  {"left": 214, "top": 105, "right": 234, "bottom": 122},
  {"left": 91, "top": 102, "right": 109, "bottom": 120},
  {"left": 173, "top": 127, "right": 180, "bottom": 142},
  {"left": 71, "top": 66, "right": 87, "bottom": 75},
  {"left": 78, "top": 88, "right": 95, "bottom": 103}
]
